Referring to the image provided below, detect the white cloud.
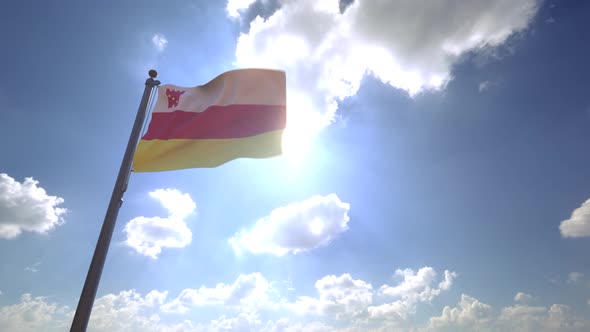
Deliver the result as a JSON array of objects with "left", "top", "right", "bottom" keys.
[
  {"left": 149, "top": 189, "right": 196, "bottom": 219},
  {"left": 428, "top": 294, "right": 494, "bottom": 330},
  {"left": 478, "top": 80, "right": 494, "bottom": 92},
  {"left": 0, "top": 294, "right": 69, "bottom": 332},
  {"left": 24, "top": 262, "right": 41, "bottom": 273},
  {"left": 208, "top": 312, "right": 262, "bottom": 331},
  {"left": 380, "top": 267, "right": 436, "bottom": 298},
  {"left": 498, "top": 303, "right": 590, "bottom": 332},
  {"left": 567, "top": 272, "right": 584, "bottom": 284},
  {"left": 0, "top": 173, "right": 67, "bottom": 239},
  {"left": 161, "top": 273, "right": 272, "bottom": 314},
  {"left": 438, "top": 270, "right": 456, "bottom": 291},
  {"left": 233, "top": 0, "right": 540, "bottom": 146},
  {"left": 87, "top": 290, "right": 168, "bottom": 332},
  {"left": 3, "top": 269, "right": 590, "bottom": 332},
  {"left": 229, "top": 194, "right": 350, "bottom": 256},
  {"left": 500, "top": 303, "right": 546, "bottom": 321},
  {"left": 261, "top": 319, "right": 333, "bottom": 332},
  {"left": 560, "top": 198, "right": 590, "bottom": 237},
  {"left": 145, "top": 290, "right": 169, "bottom": 307},
  {"left": 159, "top": 267, "right": 456, "bottom": 327},
  {"left": 289, "top": 273, "right": 372, "bottom": 320},
  {"left": 514, "top": 292, "right": 533, "bottom": 304},
  {"left": 124, "top": 189, "right": 195, "bottom": 259},
  {"left": 124, "top": 217, "right": 192, "bottom": 259},
  {"left": 429, "top": 295, "right": 590, "bottom": 332},
  {"left": 226, "top": 0, "right": 258, "bottom": 18},
  {"left": 287, "top": 267, "right": 456, "bottom": 326},
  {"left": 369, "top": 267, "right": 457, "bottom": 321},
  {"left": 152, "top": 33, "right": 168, "bottom": 51}
]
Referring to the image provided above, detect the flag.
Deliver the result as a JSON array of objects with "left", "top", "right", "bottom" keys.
[{"left": 133, "top": 69, "right": 286, "bottom": 172}]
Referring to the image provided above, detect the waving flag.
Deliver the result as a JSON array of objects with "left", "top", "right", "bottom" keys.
[{"left": 133, "top": 69, "right": 286, "bottom": 172}]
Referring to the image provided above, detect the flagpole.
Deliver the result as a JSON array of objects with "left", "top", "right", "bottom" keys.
[{"left": 70, "top": 70, "right": 160, "bottom": 332}]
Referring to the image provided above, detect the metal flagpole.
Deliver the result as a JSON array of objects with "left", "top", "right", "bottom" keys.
[{"left": 70, "top": 70, "right": 160, "bottom": 332}]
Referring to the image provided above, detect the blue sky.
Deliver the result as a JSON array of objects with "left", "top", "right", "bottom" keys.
[{"left": 1, "top": 0, "right": 590, "bottom": 331}]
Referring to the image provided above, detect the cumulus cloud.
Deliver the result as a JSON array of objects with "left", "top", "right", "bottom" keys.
[
  {"left": 203, "top": 314, "right": 244, "bottom": 331},
  {"left": 226, "top": 0, "right": 258, "bottom": 18},
  {"left": 229, "top": 193, "right": 350, "bottom": 256},
  {"left": 369, "top": 267, "right": 457, "bottom": 321},
  {"left": 161, "top": 273, "right": 272, "bottom": 314},
  {"left": 380, "top": 268, "right": 436, "bottom": 298},
  {"left": 0, "top": 294, "right": 69, "bottom": 332},
  {"left": 233, "top": 0, "right": 540, "bottom": 144},
  {"left": 428, "top": 294, "right": 494, "bottom": 330},
  {"left": 478, "top": 80, "right": 495, "bottom": 92},
  {"left": 560, "top": 198, "right": 590, "bottom": 237},
  {"left": 3, "top": 291, "right": 328, "bottom": 332},
  {"left": 499, "top": 303, "right": 590, "bottom": 332},
  {"left": 262, "top": 319, "right": 333, "bottom": 332},
  {"left": 24, "top": 262, "right": 41, "bottom": 273},
  {"left": 145, "top": 290, "right": 169, "bottom": 307},
  {"left": 287, "top": 266, "right": 456, "bottom": 326},
  {"left": 289, "top": 273, "right": 373, "bottom": 320},
  {"left": 0, "top": 173, "right": 67, "bottom": 239},
  {"left": 567, "top": 272, "right": 584, "bottom": 284},
  {"left": 3, "top": 269, "right": 590, "bottom": 331},
  {"left": 429, "top": 295, "right": 590, "bottom": 332},
  {"left": 514, "top": 292, "right": 533, "bottom": 304},
  {"left": 151, "top": 33, "right": 168, "bottom": 51},
  {"left": 500, "top": 303, "right": 546, "bottom": 322},
  {"left": 124, "top": 189, "right": 196, "bottom": 259},
  {"left": 87, "top": 290, "right": 169, "bottom": 331},
  {"left": 161, "top": 267, "right": 455, "bottom": 326}
]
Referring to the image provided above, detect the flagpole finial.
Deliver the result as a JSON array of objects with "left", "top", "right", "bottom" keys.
[{"left": 148, "top": 69, "right": 158, "bottom": 78}]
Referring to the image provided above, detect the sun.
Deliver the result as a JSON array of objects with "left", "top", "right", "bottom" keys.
[
  {"left": 280, "top": 92, "right": 326, "bottom": 162},
  {"left": 281, "top": 126, "right": 316, "bottom": 161}
]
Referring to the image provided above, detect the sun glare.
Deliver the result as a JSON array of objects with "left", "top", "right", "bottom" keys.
[
  {"left": 281, "top": 92, "right": 327, "bottom": 162},
  {"left": 309, "top": 217, "right": 325, "bottom": 236}
]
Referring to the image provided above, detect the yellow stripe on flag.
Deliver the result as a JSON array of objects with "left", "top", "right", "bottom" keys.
[{"left": 133, "top": 130, "right": 283, "bottom": 172}]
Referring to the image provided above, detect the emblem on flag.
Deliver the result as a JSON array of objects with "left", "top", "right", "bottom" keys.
[{"left": 166, "top": 89, "right": 185, "bottom": 108}]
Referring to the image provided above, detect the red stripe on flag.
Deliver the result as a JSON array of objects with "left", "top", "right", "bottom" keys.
[{"left": 141, "top": 104, "right": 286, "bottom": 140}]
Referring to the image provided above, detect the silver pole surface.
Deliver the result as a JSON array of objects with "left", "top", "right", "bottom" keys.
[{"left": 70, "top": 71, "right": 160, "bottom": 332}]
